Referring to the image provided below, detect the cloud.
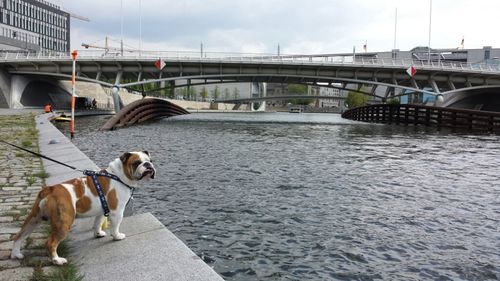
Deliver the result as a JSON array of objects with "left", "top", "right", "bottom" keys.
[{"left": 59, "top": 0, "right": 500, "bottom": 54}]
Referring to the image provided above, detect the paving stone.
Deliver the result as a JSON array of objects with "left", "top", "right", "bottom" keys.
[
  {"left": 24, "top": 256, "right": 51, "bottom": 267},
  {"left": 2, "top": 187, "right": 23, "bottom": 192},
  {"left": 0, "top": 241, "right": 13, "bottom": 251},
  {"left": 0, "top": 225, "right": 20, "bottom": 234},
  {"left": 0, "top": 234, "right": 11, "bottom": 242},
  {"left": 25, "top": 238, "right": 45, "bottom": 249},
  {"left": 22, "top": 249, "right": 46, "bottom": 257},
  {"left": 0, "top": 206, "right": 13, "bottom": 211},
  {"left": 1, "top": 210, "right": 20, "bottom": 216},
  {"left": 0, "top": 259, "right": 21, "bottom": 269},
  {"left": 0, "top": 217, "right": 13, "bottom": 223},
  {"left": 27, "top": 233, "right": 46, "bottom": 239},
  {"left": 0, "top": 202, "right": 24, "bottom": 206},
  {"left": 3, "top": 197, "right": 23, "bottom": 203},
  {"left": 0, "top": 250, "right": 11, "bottom": 260},
  {"left": 0, "top": 266, "right": 34, "bottom": 281}
]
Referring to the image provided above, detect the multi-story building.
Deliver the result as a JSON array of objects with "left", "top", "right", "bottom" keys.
[
  {"left": 0, "top": 0, "right": 70, "bottom": 53},
  {"left": 354, "top": 46, "right": 500, "bottom": 65},
  {"left": 308, "top": 85, "right": 344, "bottom": 108}
]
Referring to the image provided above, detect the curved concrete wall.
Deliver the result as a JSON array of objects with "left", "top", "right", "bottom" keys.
[{"left": 445, "top": 90, "right": 500, "bottom": 111}]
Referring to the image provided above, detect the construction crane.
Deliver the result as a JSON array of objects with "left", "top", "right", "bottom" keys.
[
  {"left": 67, "top": 12, "right": 90, "bottom": 22},
  {"left": 60, "top": 8, "right": 90, "bottom": 22},
  {"left": 82, "top": 37, "right": 137, "bottom": 56}
]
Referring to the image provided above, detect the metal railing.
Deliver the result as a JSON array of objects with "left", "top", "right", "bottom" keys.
[{"left": 1, "top": 50, "right": 500, "bottom": 74}]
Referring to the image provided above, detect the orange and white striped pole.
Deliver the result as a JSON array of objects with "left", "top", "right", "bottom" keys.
[{"left": 70, "top": 50, "right": 78, "bottom": 139}]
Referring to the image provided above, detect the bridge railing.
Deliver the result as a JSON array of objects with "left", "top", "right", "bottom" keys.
[{"left": 1, "top": 50, "right": 499, "bottom": 73}]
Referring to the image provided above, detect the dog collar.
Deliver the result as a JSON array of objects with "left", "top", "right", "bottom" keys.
[{"left": 83, "top": 170, "right": 136, "bottom": 217}]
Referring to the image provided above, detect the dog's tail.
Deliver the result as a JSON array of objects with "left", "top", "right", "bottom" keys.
[{"left": 12, "top": 187, "right": 50, "bottom": 241}]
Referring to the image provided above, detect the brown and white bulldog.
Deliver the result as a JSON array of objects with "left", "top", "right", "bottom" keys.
[{"left": 10, "top": 151, "right": 156, "bottom": 265}]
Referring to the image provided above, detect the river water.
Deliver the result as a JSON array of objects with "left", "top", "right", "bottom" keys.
[{"left": 62, "top": 113, "right": 499, "bottom": 280}]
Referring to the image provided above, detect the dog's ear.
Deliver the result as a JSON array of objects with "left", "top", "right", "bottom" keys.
[
  {"left": 120, "top": 152, "right": 132, "bottom": 164},
  {"left": 142, "top": 150, "right": 150, "bottom": 157}
]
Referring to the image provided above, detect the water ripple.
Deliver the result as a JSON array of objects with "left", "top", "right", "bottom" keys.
[{"left": 67, "top": 113, "right": 500, "bottom": 281}]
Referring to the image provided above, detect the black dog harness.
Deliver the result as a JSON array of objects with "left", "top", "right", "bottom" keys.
[{"left": 83, "top": 170, "right": 135, "bottom": 217}]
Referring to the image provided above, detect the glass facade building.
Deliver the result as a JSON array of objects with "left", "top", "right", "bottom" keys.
[{"left": 0, "top": 0, "right": 70, "bottom": 53}]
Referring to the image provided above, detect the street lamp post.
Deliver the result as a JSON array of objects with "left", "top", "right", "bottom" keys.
[
  {"left": 139, "top": 0, "right": 142, "bottom": 56},
  {"left": 428, "top": 0, "right": 432, "bottom": 64},
  {"left": 120, "top": 0, "right": 124, "bottom": 56}
]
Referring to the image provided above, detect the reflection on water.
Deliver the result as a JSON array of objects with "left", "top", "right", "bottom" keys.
[{"left": 66, "top": 113, "right": 500, "bottom": 281}]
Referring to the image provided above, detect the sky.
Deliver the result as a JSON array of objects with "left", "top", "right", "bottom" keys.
[{"left": 56, "top": 0, "right": 500, "bottom": 55}]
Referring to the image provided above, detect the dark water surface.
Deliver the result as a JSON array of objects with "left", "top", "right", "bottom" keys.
[{"left": 63, "top": 113, "right": 499, "bottom": 280}]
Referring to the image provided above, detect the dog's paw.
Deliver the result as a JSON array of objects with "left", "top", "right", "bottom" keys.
[
  {"left": 94, "top": 230, "right": 107, "bottom": 238},
  {"left": 10, "top": 252, "right": 24, "bottom": 259},
  {"left": 52, "top": 257, "right": 67, "bottom": 266},
  {"left": 112, "top": 233, "right": 126, "bottom": 241}
]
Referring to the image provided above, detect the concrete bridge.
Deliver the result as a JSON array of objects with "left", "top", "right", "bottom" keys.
[{"left": 1, "top": 50, "right": 500, "bottom": 111}]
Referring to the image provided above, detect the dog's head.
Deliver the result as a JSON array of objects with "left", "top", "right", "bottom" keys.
[{"left": 119, "top": 151, "right": 156, "bottom": 181}]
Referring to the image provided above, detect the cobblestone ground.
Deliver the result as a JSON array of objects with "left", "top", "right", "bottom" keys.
[{"left": 0, "top": 114, "right": 57, "bottom": 281}]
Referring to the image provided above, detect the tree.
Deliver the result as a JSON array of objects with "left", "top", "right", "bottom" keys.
[
  {"left": 189, "top": 87, "right": 197, "bottom": 101},
  {"left": 211, "top": 86, "right": 220, "bottom": 101},
  {"left": 386, "top": 98, "right": 400, "bottom": 105},
  {"left": 287, "top": 84, "right": 313, "bottom": 105},
  {"left": 200, "top": 87, "right": 208, "bottom": 101},
  {"left": 175, "top": 88, "right": 183, "bottom": 99},
  {"left": 345, "top": 90, "right": 369, "bottom": 108},
  {"left": 224, "top": 88, "right": 231, "bottom": 100},
  {"left": 287, "top": 84, "right": 308, "bottom": 94},
  {"left": 176, "top": 87, "right": 196, "bottom": 100}
]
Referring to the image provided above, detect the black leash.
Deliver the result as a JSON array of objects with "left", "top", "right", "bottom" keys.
[
  {"left": 0, "top": 139, "right": 83, "bottom": 172},
  {"left": 1, "top": 139, "right": 136, "bottom": 216}
]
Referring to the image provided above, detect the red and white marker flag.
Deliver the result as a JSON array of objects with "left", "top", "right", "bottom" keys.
[
  {"left": 155, "top": 58, "right": 166, "bottom": 70},
  {"left": 406, "top": 66, "right": 417, "bottom": 77}
]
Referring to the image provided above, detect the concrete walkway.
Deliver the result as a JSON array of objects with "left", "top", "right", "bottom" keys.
[{"left": 35, "top": 113, "right": 224, "bottom": 281}]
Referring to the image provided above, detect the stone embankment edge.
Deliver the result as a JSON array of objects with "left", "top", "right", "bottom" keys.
[{"left": 35, "top": 113, "right": 224, "bottom": 281}]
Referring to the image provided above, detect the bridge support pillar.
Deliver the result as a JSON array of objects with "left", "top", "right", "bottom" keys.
[
  {"left": 112, "top": 86, "right": 121, "bottom": 113},
  {"left": 429, "top": 79, "right": 441, "bottom": 94},
  {"left": 10, "top": 75, "right": 30, "bottom": 109},
  {"left": 250, "top": 82, "right": 266, "bottom": 112}
]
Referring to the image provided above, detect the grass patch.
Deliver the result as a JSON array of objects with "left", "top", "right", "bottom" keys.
[
  {"left": 26, "top": 176, "right": 36, "bottom": 186},
  {"left": 15, "top": 152, "right": 26, "bottom": 157},
  {"left": 25, "top": 236, "right": 34, "bottom": 248},
  {"left": 29, "top": 226, "right": 84, "bottom": 281},
  {"left": 33, "top": 171, "right": 50, "bottom": 179},
  {"left": 22, "top": 140, "right": 33, "bottom": 147},
  {"left": 31, "top": 262, "right": 84, "bottom": 281}
]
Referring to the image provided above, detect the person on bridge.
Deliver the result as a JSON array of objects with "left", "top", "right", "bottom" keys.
[{"left": 44, "top": 103, "right": 53, "bottom": 113}]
